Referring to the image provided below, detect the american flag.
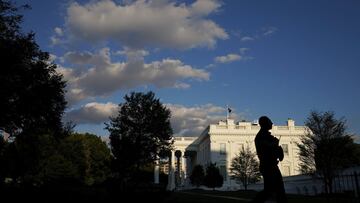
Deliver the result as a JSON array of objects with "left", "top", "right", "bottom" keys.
[{"left": 227, "top": 107, "right": 232, "bottom": 113}]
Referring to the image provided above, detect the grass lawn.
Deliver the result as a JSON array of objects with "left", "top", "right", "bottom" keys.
[
  {"left": 162, "top": 189, "right": 359, "bottom": 203},
  {"left": 1, "top": 185, "right": 357, "bottom": 202}
]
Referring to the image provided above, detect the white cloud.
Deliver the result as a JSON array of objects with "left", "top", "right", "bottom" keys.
[
  {"left": 191, "top": 0, "right": 221, "bottom": 16},
  {"left": 48, "top": 54, "right": 57, "bottom": 62},
  {"left": 57, "top": 65, "right": 77, "bottom": 83},
  {"left": 215, "top": 53, "right": 241, "bottom": 63},
  {"left": 205, "top": 63, "right": 216, "bottom": 69},
  {"left": 64, "top": 102, "right": 118, "bottom": 124},
  {"left": 59, "top": 48, "right": 209, "bottom": 105},
  {"left": 262, "top": 26, "right": 278, "bottom": 36},
  {"left": 238, "top": 26, "right": 278, "bottom": 42},
  {"left": 50, "top": 36, "right": 61, "bottom": 45},
  {"left": 50, "top": 27, "right": 65, "bottom": 46},
  {"left": 56, "top": 65, "right": 88, "bottom": 105},
  {"left": 65, "top": 0, "right": 228, "bottom": 49},
  {"left": 240, "top": 36, "right": 254, "bottom": 42},
  {"left": 64, "top": 51, "right": 94, "bottom": 65},
  {"left": 54, "top": 27, "right": 64, "bottom": 36},
  {"left": 166, "top": 103, "right": 241, "bottom": 136},
  {"left": 174, "top": 82, "right": 191, "bottom": 89},
  {"left": 115, "top": 47, "right": 149, "bottom": 60},
  {"left": 214, "top": 49, "right": 253, "bottom": 64}
]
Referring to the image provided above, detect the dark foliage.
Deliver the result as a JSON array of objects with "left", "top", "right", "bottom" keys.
[
  {"left": 190, "top": 164, "right": 205, "bottom": 187},
  {"left": 0, "top": 0, "right": 67, "bottom": 137},
  {"left": 204, "top": 163, "right": 223, "bottom": 190},
  {"left": 230, "top": 146, "right": 261, "bottom": 190},
  {"left": 2, "top": 132, "right": 111, "bottom": 187},
  {"left": 297, "top": 111, "right": 359, "bottom": 194},
  {"left": 106, "top": 91, "right": 173, "bottom": 185}
]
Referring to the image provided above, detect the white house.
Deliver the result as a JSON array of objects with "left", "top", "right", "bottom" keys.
[{"left": 162, "top": 118, "right": 307, "bottom": 190}]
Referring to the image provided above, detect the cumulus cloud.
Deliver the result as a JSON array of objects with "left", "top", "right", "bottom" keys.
[
  {"left": 114, "top": 47, "right": 149, "bottom": 60},
  {"left": 64, "top": 102, "right": 118, "bottom": 124},
  {"left": 65, "top": 0, "right": 228, "bottom": 49},
  {"left": 191, "top": 0, "right": 221, "bottom": 16},
  {"left": 166, "top": 103, "right": 241, "bottom": 136},
  {"left": 58, "top": 48, "right": 209, "bottom": 105},
  {"left": 64, "top": 102, "right": 242, "bottom": 136},
  {"left": 50, "top": 27, "right": 65, "bottom": 46},
  {"left": 63, "top": 51, "right": 94, "bottom": 65},
  {"left": 215, "top": 54, "right": 241, "bottom": 63},
  {"left": 214, "top": 48, "right": 253, "bottom": 64}
]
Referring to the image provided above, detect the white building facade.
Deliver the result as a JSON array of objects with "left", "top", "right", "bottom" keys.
[{"left": 165, "top": 118, "right": 307, "bottom": 190}]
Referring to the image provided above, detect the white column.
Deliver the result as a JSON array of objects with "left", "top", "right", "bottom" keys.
[
  {"left": 182, "top": 154, "right": 187, "bottom": 178},
  {"left": 181, "top": 151, "right": 187, "bottom": 186},
  {"left": 166, "top": 150, "right": 176, "bottom": 191},
  {"left": 154, "top": 157, "right": 159, "bottom": 184}
]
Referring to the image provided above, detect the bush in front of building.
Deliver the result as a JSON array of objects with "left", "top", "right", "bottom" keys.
[
  {"left": 204, "top": 163, "right": 223, "bottom": 190},
  {"left": 190, "top": 164, "right": 205, "bottom": 188}
]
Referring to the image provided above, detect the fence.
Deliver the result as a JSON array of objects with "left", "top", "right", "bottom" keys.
[
  {"left": 282, "top": 171, "right": 360, "bottom": 197},
  {"left": 332, "top": 171, "right": 360, "bottom": 197}
]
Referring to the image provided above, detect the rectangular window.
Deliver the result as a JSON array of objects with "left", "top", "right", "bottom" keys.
[
  {"left": 220, "top": 143, "right": 226, "bottom": 155},
  {"left": 219, "top": 165, "right": 227, "bottom": 181},
  {"left": 282, "top": 144, "right": 289, "bottom": 155}
]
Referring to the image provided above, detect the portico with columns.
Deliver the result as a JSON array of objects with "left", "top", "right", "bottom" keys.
[{"left": 163, "top": 137, "right": 198, "bottom": 190}]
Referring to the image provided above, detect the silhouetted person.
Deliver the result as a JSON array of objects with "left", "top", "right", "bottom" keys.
[{"left": 252, "top": 116, "right": 287, "bottom": 203}]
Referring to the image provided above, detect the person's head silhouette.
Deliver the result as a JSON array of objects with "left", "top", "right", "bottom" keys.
[{"left": 259, "top": 116, "right": 273, "bottom": 130}]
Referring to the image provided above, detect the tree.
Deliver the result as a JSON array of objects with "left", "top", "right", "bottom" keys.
[
  {"left": 0, "top": 135, "right": 8, "bottom": 185},
  {"left": 7, "top": 133, "right": 63, "bottom": 186},
  {"left": 230, "top": 146, "right": 261, "bottom": 190},
  {"left": 353, "top": 143, "right": 360, "bottom": 165},
  {"left": 297, "top": 111, "right": 358, "bottom": 194},
  {"left": 3, "top": 132, "right": 111, "bottom": 187},
  {"left": 190, "top": 165, "right": 204, "bottom": 188},
  {"left": 60, "top": 133, "right": 111, "bottom": 186},
  {"left": 204, "top": 163, "right": 223, "bottom": 190},
  {"left": 105, "top": 91, "right": 173, "bottom": 182},
  {"left": 0, "top": 0, "right": 67, "bottom": 137}
]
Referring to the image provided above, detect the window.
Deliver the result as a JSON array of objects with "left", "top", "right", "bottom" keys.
[
  {"left": 220, "top": 143, "right": 226, "bottom": 155},
  {"left": 219, "top": 165, "right": 227, "bottom": 181},
  {"left": 282, "top": 144, "right": 289, "bottom": 155}
]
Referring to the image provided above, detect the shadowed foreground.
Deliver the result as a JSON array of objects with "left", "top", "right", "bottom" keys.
[
  {"left": 167, "top": 190, "right": 359, "bottom": 203},
  {"left": 1, "top": 186, "right": 358, "bottom": 203}
]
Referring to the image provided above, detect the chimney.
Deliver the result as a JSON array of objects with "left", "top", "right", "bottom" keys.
[{"left": 287, "top": 118, "right": 295, "bottom": 127}]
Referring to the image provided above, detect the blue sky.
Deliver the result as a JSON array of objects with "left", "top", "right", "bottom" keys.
[{"left": 16, "top": 0, "right": 360, "bottom": 138}]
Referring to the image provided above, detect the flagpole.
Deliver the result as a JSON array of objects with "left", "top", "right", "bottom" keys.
[{"left": 226, "top": 105, "right": 229, "bottom": 120}]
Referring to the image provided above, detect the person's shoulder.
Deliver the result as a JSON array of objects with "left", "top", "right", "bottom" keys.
[
  {"left": 255, "top": 132, "right": 264, "bottom": 140},
  {"left": 270, "top": 135, "right": 279, "bottom": 141}
]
